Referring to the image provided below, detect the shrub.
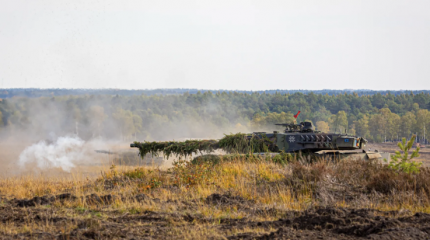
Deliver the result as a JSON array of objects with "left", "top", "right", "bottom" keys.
[
  {"left": 171, "top": 159, "right": 218, "bottom": 188},
  {"left": 270, "top": 152, "right": 294, "bottom": 165},
  {"left": 192, "top": 152, "right": 294, "bottom": 166},
  {"left": 123, "top": 168, "right": 150, "bottom": 179},
  {"left": 386, "top": 135, "right": 422, "bottom": 174},
  {"left": 191, "top": 154, "right": 221, "bottom": 165},
  {"left": 366, "top": 167, "right": 430, "bottom": 195},
  {"left": 291, "top": 160, "right": 332, "bottom": 182},
  {"left": 138, "top": 177, "right": 163, "bottom": 191}
]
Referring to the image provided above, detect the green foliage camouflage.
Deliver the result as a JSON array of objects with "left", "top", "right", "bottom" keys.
[
  {"left": 132, "top": 139, "right": 219, "bottom": 159},
  {"left": 218, "top": 133, "right": 277, "bottom": 153},
  {"left": 133, "top": 133, "right": 278, "bottom": 159}
]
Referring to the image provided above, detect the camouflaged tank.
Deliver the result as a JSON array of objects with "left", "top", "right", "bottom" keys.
[
  {"left": 251, "top": 121, "right": 389, "bottom": 160},
  {"left": 129, "top": 121, "right": 389, "bottom": 161}
]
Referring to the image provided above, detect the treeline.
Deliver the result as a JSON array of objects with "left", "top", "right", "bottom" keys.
[
  {"left": 0, "top": 91, "right": 429, "bottom": 142},
  {"left": 2, "top": 88, "right": 430, "bottom": 98}
]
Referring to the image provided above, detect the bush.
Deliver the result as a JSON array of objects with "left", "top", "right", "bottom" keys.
[
  {"left": 138, "top": 177, "right": 163, "bottom": 191},
  {"left": 171, "top": 159, "right": 218, "bottom": 188},
  {"left": 386, "top": 135, "right": 422, "bottom": 174},
  {"left": 366, "top": 167, "right": 430, "bottom": 195},
  {"left": 123, "top": 167, "right": 149, "bottom": 179},
  {"left": 290, "top": 160, "right": 332, "bottom": 182},
  {"left": 192, "top": 152, "right": 295, "bottom": 166},
  {"left": 270, "top": 152, "right": 294, "bottom": 165},
  {"left": 191, "top": 154, "right": 221, "bottom": 165}
]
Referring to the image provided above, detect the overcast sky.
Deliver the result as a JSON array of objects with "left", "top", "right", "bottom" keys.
[{"left": 0, "top": 0, "right": 429, "bottom": 90}]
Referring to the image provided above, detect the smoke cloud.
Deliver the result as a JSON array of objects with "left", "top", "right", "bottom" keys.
[
  {"left": 0, "top": 94, "right": 252, "bottom": 174},
  {"left": 17, "top": 136, "right": 107, "bottom": 172}
]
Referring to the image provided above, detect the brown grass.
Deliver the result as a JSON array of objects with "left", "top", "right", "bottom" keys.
[{"left": 1, "top": 155, "right": 430, "bottom": 239}]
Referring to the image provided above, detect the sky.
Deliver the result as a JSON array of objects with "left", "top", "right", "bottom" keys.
[{"left": 0, "top": 0, "right": 429, "bottom": 90}]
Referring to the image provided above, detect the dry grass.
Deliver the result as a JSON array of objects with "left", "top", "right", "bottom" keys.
[
  {"left": 1, "top": 156, "right": 430, "bottom": 210},
  {"left": 1, "top": 155, "right": 430, "bottom": 239}
]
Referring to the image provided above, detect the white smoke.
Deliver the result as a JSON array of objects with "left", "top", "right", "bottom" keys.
[{"left": 18, "top": 136, "right": 102, "bottom": 172}]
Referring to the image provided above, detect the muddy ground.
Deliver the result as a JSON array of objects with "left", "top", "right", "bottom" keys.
[{"left": 0, "top": 193, "right": 429, "bottom": 239}]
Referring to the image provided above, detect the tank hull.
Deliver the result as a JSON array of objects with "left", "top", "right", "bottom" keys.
[{"left": 251, "top": 132, "right": 366, "bottom": 153}]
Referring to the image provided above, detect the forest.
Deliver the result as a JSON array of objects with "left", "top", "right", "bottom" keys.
[
  {"left": 2, "top": 88, "right": 430, "bottom": 98},
  {"left": 0, "top": 90, "right": 429, "bottom": 143}
]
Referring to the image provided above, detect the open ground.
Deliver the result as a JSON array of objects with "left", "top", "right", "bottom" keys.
[{"left": 0, "top": 143, "right": 430, "bottom": 239}]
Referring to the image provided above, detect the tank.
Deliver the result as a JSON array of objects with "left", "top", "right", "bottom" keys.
[
  {"left": 130, "top": 121, "right": 389, "bottom": 161},
  {"left": 251, "top": 121, "right": 367, "bottom": 153},
  {"left": 248, "top": 121, "right": 389, "bottom": 160}
]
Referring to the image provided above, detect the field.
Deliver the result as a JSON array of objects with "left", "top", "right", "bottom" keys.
[
  {"left": 367, "top": 142, "right": 430, "bottom": 167},
  {"left": 1, "top": 146, "right": 430, "bottom": 239}
]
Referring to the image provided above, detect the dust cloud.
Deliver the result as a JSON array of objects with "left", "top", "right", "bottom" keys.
[
  {"left": 0, "top": 96, "right": 250, "bottom": 175},
  {"left": 18, "top": 136, "right": 110, "bottom": 172}
]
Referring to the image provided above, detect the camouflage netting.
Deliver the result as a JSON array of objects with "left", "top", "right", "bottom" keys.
[{"left": 132, "top": 133, "right": 277, "bottom": 159}]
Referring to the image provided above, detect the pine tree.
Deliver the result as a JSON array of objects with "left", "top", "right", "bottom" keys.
[{"left": 386, "top": 135, "right": 421, "bottom": 174}]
